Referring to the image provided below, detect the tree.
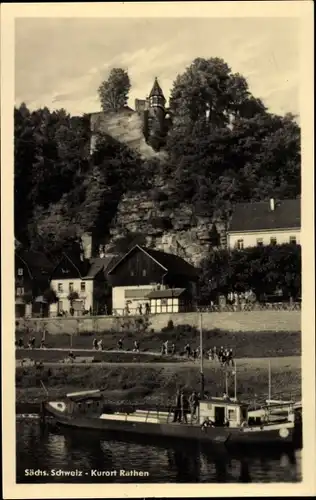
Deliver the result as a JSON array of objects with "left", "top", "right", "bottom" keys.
[
  {"left": 98, "top": 68, "right": 131, "bottom": 112},
  {"left": 169, "top": 57, "right": 266, "bottom": 128},
  {"left": 22, "top": 290, "right": 33, "bottom": 304},
  {"left": 199, "top": 244, "right": 301, "bottom": 303},
  {"left": 42, "top": 287, "right": 58, "bottom": 304}
]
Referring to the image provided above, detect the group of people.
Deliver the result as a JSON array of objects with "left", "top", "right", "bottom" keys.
[
  {"left": 208, "top": 346, "right": 234, "bottom": 366},
  {"left": 161, "top": 340, "right": 176, "bottom": 356},
  {"left": 124, "top": 302, "right": 151, "bottom": 316},
  {"left": 15, "top": 336, "right": 47, "bottom": 349},
  {"left": 173, "top": 389, "right": 200, "bottom": 423},
  {"left": 92, "top": 338, "right": 104, "bottom": 351}
]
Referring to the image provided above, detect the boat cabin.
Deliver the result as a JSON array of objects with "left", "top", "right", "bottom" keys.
[
  {"left": 199, "top": 397, "right": 248, "bottom": 428},
  {"left": 48, "top": 390, "right": 104, "bottom": 417}
]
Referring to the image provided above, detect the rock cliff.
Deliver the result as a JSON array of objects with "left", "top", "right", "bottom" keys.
[{"left": 90, "top": 110, "right": 225, "bottom": 266}]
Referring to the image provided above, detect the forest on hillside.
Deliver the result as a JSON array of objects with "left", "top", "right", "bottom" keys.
[{"left": 15, "top": 58, "right": 301, "bottom": 259}]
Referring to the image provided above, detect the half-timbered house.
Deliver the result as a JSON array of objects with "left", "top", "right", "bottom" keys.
[{"left": 107, "top": 245, "right": 199, "bottom": 315}]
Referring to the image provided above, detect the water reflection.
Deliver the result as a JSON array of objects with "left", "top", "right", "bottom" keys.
[{"left": 16, "top": 420, "right": 302, "bottom": 483}]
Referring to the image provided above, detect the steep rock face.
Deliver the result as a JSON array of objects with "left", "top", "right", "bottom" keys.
[
  {"left": 90, "top": 110, "right": 167, "bottom": 160},
  {"left": 90, "top": 110, "right": 225, "bottom": 266},
  {"left": 106, "top": 191, "right": 226, "bottom": 267}
]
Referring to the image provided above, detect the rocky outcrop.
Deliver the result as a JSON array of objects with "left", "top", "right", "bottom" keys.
[
  {"left": 90, "top": 110, "right": 226, "bottom": 266},
  {"left": 106, "top": 191, "right": 226, "bottom": 267},
  {"left": 90, "top": 109, "right": 167, "bottom": 161}
]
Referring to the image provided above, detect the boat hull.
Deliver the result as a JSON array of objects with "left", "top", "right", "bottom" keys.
[{"left": 43, "top": 404, "right": 300, "bottom": 448}]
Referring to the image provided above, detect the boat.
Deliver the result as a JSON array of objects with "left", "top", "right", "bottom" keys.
[
  {"left": 40, "top": 314, "right": 302, "bottom": 448},
  {"left": 41, "top": 389, "right": 301, "bottom": 448}
]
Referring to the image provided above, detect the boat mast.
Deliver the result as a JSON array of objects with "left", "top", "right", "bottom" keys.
[
  {"left": 199, "top": 312, "right": 204, "bottom": 398},
  {"left": 268, "top": 359, "right": 271, "bottom": 402},
  {"left": 234, "top": 360, "right": 237, "bottom": 400}
]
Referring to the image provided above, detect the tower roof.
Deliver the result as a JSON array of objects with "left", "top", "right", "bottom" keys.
[{"left": 149, "top": 77, "right": 165, "bottom": 100}]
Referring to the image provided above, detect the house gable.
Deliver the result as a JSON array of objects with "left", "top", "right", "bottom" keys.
[
  {"left": 107, "top": 245, "right": 168, "bottom": 287},
  {"left": 50, "top": 254, "right": 84, "bottom": 280}
]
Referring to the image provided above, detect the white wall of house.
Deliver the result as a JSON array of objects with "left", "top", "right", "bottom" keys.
[
  {"left": 112, "top": 285, "right": 157, "bottom": 315},
  {"left": 150, "top": 297, "right": 179, "bottom": 314},
  {"left": 227, "top": 229, "right": 300, "bottom": 249},
  {"left": 50, "top": 278, "right": 94, "bottom": 316}
]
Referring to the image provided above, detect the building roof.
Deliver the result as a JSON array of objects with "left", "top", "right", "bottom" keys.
[
  {"left": 146, "top": 288, "right": 186, "bottom": 299},
  {"left": 149, "top": 77, "right": 165, "bottom": 100},
  {"left": 83, "top": 256, "right": 115, "bottom": 279},
  {"left": 16, "top": 251, "right": 54, "bottom": 278},
  {"left": 107, "top": 245, "right": 199, "bottom": 278},
  {"left": 228, "top": 199, "right": 301, "bottom": 233}
]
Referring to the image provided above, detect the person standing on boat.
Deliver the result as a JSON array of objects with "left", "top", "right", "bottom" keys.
[
  {"left": 180, "top": 391, "right": 189, "bottom": 423},
  {"left": 189, "top": 391, "right": 199, "bottom": 420},
  {"left": 173, "top": 389, "right": 181, "bottom": 422}
]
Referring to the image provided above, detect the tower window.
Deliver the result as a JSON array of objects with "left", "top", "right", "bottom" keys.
[
  {"left": 270, "top": 237, "right": 277, "bottom": 246},
  {"left": 289, "top": 236, "right": 297, "bottom": 244},
  {"left": 256, "top": 238, "right": 264, "bottom": 247},
  {"left": 236, "top": 239, "right": 244, "bottom": 250}
]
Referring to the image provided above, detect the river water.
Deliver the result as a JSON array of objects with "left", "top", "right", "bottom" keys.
[{"left": 16, "top": 418, "right": 302, "bottom": 484}]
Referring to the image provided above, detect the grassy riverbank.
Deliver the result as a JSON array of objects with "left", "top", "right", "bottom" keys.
[
  {"left": 16, "top": 356, "right": 301, "bottom": 407},
  {"left": 15, "top": 329, "right": 301, "bottom": 358}
]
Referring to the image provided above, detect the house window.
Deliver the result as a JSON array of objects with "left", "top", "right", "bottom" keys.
[
  {"left": 270, "top": 237, "right": 277, "bottom": 246},
  {"left": 16, "top": 287, "right": 24, "bottom": 295},
  {"left": 228, "top": 409, "right": 237, "bottom": 420},
  {"left": 256, "top": 238, "right": 263, "bottom": 246},
  {"left": 69, "top": 282, "right": 74, "bottom": 292},
  {"left": 17, "top": 268, "right": 23, "bottom": 276},
  {"left": 236, "top": 239, "right": 244, "bottom": 250},
  {"left": 80, "top": 282, "right": 86, "bottom": 292},
  {"left": 289, "top": 236, "right": 297, "bottom": 244},
  {"left": 142, "top": 269, "right": 147, "bottom": 277},
  {"left": 58, "top": 283, "right": 63, "bottom": 292}
]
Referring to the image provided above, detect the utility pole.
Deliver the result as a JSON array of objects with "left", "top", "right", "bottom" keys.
[{"left": 199, "top": 312, "right": 204, "bottom": 399}]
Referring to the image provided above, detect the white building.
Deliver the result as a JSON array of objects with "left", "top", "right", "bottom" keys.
[
  {"left": 227, "top": 198, "right": 301, "bottom": 249},
  {"left": 49, "top": 250, "right": 113, "bottom": 316}
]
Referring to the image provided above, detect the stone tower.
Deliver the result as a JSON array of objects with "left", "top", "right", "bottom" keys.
[{"left": 143, "top": 77, "right": 171, "bottom": 151}]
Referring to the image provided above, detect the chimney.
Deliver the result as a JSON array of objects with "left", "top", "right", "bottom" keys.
[
  {"left": 270, "top": 198, "right": 275, "bottom": 211},
  {"left": 81, "top": 233, "right": 92, "bottom": 260}
]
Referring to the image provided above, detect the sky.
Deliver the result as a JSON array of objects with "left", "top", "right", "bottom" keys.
[{"left": 15, "top": 17, "right": 300, "bottom": 118}]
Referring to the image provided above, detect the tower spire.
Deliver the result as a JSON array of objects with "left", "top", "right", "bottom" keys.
[{"left": 148, "top": 77, "right": 166, "bottom": 108}]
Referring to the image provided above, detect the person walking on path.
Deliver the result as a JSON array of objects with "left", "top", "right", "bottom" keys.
[
  {"left": 171, "top": 343, "right": 176, "bottom": 356},
  {"left": 133, "top": 340, "right": 140, "bottom": 353},
  {"left": 93, "top": 338, "right": 98, "bottom": 350},
  {"left": 97, "top": 339, "right": 103, "bottom": 351},
  {"left": 117, "top": 338, "right": 123, "bottom": 350}
]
